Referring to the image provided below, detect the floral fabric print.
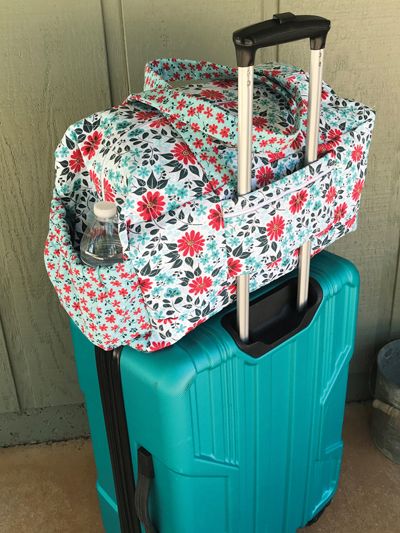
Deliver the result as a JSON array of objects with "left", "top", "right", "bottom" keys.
[{"left": 45, "top": 58, "right": 375, "bottom": 352}]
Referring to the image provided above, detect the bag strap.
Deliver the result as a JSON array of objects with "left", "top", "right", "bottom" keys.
[{"left": 127, "top": 58, "right": 308, "bottom": 155}]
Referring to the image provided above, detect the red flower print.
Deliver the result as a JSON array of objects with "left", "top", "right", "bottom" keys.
[
  {"left": 289, "top": 190, "right": 308, "bottom": 214},
  {"left": 352, "top": 179, "right": 364, "bottom": 202},
  {"left": 266, "top": 215, "right": 285, "bottom": 241},
  {"left": 69, "top": 149, "right": 84, "bottom": 173},
  {"left": 227, "top": 283, "right": 236, "bottom": 295},
  {"left": 81, "top": 131, "right": 102, "bottom": 160},
  {"left": 334, "top": 203, "right": 348, "bottom": 223},
  {"left": 89, "top": 169, "right": 115, "bottom": 202},
  {"left": 116, "top": 263, "right": 125, "bottom": 273},
  {"left": 200, "top": 89, "right": 224, "bottom": 100},
  {"left": 267, "top": 150, "right": 285, "bottom": 163},
  {"left": 193, "top": 138, "right": 204, "bottom": 149},
  {"left": 317, "top": 143, "right": 330, "bottom": 157},
  {"left": 345, "top": 215, "right": 357, "bottom": 228},
  {"left": 137, "top": 191, "right": 165, "bottom": 221},
  {"left": 256, "top": 166, "right": 274, "bottom": 187},
  {"left": 149, "top": 117, "right": 169, "bottom": 128},
  {"left": 351, "top": 145, "right": 363, "bottom": 162},
  {"left": 220, "top": 101, "right": 237, "bottom": 110},
  {"left": 89, "top": 169, "right": 101, "bottom": 194},
  {"left": 150, "top": 340, "right": 171, "bottom": 351},
  {"left": 171, "top": 142, "right": 197, "bottom": 165},
  {"left": 104, "top": 179, "right": 115, "bottom": 202},
  {"left": 189, "top": 276, "right": 212, "bottom": 295},
  {"left": 136, "top": 277, "right": 152, "bottom": 293},
  {"left": 203, "top": 178, "right": 222, "bottom": 196},
  {"left": 253, "top": 116, "right": 268, "bottom": 130},
  {"left": 212, "top": 79, "right": 235, "bottom": 88},
  {"left": 177, "top": 230, "right": 205, "bottom": 257},
  {"left": 267, "top": 258, "right": 282, "bottom": 269},
  {"left": 227, "top": 258, "right": 242, "bottom": 277},
  {"left": 220, "top": 127, "right": 230, "bottom": 138},
  {"left": 135, "top": 110, "right": 158, "bottom": 121},
  {"left": 208, "top": 204, "right": 224, "bottom": 231},
  {"left": 290, "top": 133, "right": 304, "bottom": 150},
  {"left": 325, "top": 185, "right": 336, "bottom": 204},
  {"left": 209, "top": 124, "right": 218, "bottom": 134},
  {"left": 327, "top": 128, "right": 342, "bottom": 146}
]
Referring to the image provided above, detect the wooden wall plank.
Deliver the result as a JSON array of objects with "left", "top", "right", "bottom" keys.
[
  {"left": 121, "top": 0, "right": 275, "bottom": 93},
  {"left": 0, "top": 0, "right": 111, "bottom": 410},
  {"left": 0, "top": 316, "right": 20, "bottom": 414},
  {"left": 100, "top": 0, "right": 130, "bottom": 104},
  {"left": 279, "top": 1, "right": 400, "bottom": 394},
  {"left": 390, "top": 241, "right": 400, "bottom": 340}
]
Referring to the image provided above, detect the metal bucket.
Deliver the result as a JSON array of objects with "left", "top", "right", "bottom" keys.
[{"left": 372, "top": 340, "right": 400, "bottom": 463}]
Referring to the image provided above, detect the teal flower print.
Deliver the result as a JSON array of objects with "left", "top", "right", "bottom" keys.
[
  {"left": 165, "top": 184, "right": 176, "bottom": 195},
  {"left": 128, "top": 129, "right": 144, "bottom": 139},
  {"left": 137, "top": 166, "right": 150, "bottom": 178},
  {"left": 121, "top": 155, "right": 130, "bottom": 168},
  {"left": 165, "top": 288, "right": 180, "bottom": 298},
  {"left": 177, "top": 187, "right": 188, "bottom": 199},
  {"left": 196, "top": 204, "right": 207, "bottom": 216},
  {"left": 58, "top": 146, "right": 69, "bottom": 158},
  {"left": 167, "top": 200, "right": 180, "bottom": 211},
  {"left": 116, "top": 120, "right": 131, "bottom": 131}
]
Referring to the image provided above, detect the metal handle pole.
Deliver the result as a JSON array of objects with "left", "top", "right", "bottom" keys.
[
  {"left": 297, "top": 48, "right": 324, "bottom": 311},
  {"left": 236, "top": 66, "right": 253, "bottom": 343}
]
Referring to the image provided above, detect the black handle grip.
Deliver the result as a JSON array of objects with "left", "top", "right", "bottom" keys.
[
  {"left": 233, "top": 13, "right": 331, "bottom": 67},
  {"left": 135, "top": 447, "right": 157, "bottom": 533}
]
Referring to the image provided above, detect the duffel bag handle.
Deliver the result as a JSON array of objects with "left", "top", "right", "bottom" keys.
[
  {"left": 131, "top": 58, "right": 307, "bottom": 157},
  {"left": 234, "top": 13, "right": 330, "bottom": 343},
  {"left": 233, "top": 13, "right": 330, "bottom": 67}
]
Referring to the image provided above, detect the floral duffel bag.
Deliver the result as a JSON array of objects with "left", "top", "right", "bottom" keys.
[{"left": 44, "top": 58, "right": 375, "bottom": 352}]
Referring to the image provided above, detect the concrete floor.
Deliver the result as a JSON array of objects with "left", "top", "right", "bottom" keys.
[{"left": 0, "top": 403, "right": 399, "bottom": 532}]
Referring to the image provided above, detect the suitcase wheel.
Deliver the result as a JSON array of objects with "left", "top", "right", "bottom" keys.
[{"left": 305, "top": 499, "right": 331, "bottom": 527}]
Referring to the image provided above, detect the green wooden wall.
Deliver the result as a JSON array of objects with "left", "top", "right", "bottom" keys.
[{"left": 0, "top": 0, "right": 399, "bottom": 446}]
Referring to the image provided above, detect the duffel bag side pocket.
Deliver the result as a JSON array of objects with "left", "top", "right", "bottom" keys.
[{"left": 44, "top": 196, "right": 151, "bottom": 351}]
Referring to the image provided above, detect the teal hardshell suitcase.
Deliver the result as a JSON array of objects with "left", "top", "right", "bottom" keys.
[
  {"left": 70, "top": 14, "right": 358, "bottom": 533},
  {"left": 71, "top": 251, "right": 359, "bottom": 533}
]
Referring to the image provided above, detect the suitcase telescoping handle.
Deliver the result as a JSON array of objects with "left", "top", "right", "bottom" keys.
[{"left": 233, "top": 13, "right": 331, "bottom": 343}]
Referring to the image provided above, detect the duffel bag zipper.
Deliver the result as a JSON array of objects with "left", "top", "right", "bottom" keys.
[{"left": 223, "top": 167, "right": 332, "bottom": 219}]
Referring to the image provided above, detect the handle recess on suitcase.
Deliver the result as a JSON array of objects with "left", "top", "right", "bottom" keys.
[{"left": 233, "top": 13, "right": 331, "bottom": 343}]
